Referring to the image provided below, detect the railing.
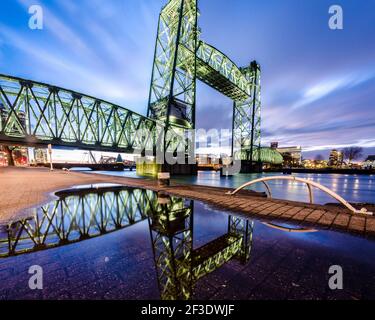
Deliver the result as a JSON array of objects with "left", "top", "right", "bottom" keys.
[{"left": 226, "top": 176, "right": 373, "bottom": 216}]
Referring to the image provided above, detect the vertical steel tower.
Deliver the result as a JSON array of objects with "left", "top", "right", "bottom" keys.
[
  {"left": 148, "top": 0, "right": 262, "bottom": 171},
  {"left": 232, "top": 61, "right": 262, "bottom": 170},
  {"left": 147, "top": 0, "right": 198, "bottom": 155}
]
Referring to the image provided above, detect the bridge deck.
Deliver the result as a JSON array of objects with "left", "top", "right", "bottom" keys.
[{"left": 0, "top": 167, "right": 374, "bottom": 238}]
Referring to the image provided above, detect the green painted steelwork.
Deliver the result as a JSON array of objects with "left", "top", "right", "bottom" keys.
[
  {"left": 1, "top": 0, "right": 262, "bottom": 167},
  {"left": 254, "top": 147, "right": 283, "bottom": 165},
  {"left": 0, "top": 75, "right": 157, "bottom": 153},
  {"left": 232, "top": 62, "right": 262, "bottom": 165},
  {"left": 149, "top": 193, "right": 254, "bottom": 300},
  {"left": 148, "top": 0, "right": 262, "bottom": 160}
]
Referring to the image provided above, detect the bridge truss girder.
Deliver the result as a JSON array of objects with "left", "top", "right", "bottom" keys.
[
  {"left": 148, "top": 0, "right": 262, "bottom": 162},
  {"left": 147, "top": 0, "right": 198, "bottom": 154},
  {"left": 0, "top": 75, "right": 157, "bottom": 153}
]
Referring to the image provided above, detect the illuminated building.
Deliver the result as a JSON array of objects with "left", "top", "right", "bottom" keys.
[
  {"left": 363, "top": 155, "right": 375, "bottom": 169},
  {"left": 271, "top": 143, "right": 302, "bottom": 167}
]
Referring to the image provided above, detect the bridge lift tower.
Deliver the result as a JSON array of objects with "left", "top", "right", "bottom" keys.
[{"left": 147, "top": 0, "right": 261, "bottom": 173}]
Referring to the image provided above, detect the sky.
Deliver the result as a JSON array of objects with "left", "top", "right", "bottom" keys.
[{"left": 1, "top": 0, "right": 375, "bottom": 160}]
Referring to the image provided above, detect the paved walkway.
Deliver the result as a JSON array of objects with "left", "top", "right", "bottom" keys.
[{"left": 0, "top": 167, "right": 374, "bottom": 238}]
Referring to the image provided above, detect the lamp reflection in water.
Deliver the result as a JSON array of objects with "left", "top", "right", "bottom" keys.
[{"left": 0, "top": 185, "right": 254, "bottom": 301}]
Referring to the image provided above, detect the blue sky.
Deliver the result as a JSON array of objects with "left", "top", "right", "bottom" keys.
[{"left": 1, "top": 0, "right": 375, "bottom": 159}]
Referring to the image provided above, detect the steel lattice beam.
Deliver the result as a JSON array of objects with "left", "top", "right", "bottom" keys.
[
  {"left": 232, "top": 61, "right": 262, "bottom": 165},
  {"left": 148, "top": 0, "right": 262, "bottom": 161},
  {"left": 0, "top": 75, "right": 157, "bottom": 153},
  {"left": 1, "top": 0, "right": 262, "bottom": 164}
]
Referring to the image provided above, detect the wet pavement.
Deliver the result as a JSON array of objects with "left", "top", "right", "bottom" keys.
[{"left": 1, "top": 186, "right": 375, "bottom": 300}]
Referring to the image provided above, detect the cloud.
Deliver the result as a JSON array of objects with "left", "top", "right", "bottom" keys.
[
  {"left": 292, "top": 72, "right": 375, "bottom": 109},
  {"left": 303, "top": 139, "right": 375, "bottom": 152}
]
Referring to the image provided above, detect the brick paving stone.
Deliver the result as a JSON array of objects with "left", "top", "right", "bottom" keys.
[
  {"left": 282, "top": 207, "right": 305, "bottom": 219},
  {"left": 291, "top": 208, "right": 314, "bottom": 221},
  {"left": 332, "top": 213, "right": 351, "bottom": 230},
  {"left": 305, "top": 210, "right": 326, "bottom": 223},
  {"left": 365, "top": 218, "right": 375, "bottom": 236},
  {"left": 268, "top": 205, "right": 293, "bottom": 218},
  {"left": 348, "top": 216, "right": 366, "bottom": 234},
  {"left": 317, "top": 211, "right": 338, "bottom": 227}
]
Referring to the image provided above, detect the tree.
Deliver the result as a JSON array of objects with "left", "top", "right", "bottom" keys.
[
  {"left": 282, "top": 152, "right": 293, "bottom": 167},
  {"left": 315, "top": 154, "right": 324, "bottom": 161},
  {"left": 342, "top": 147, "right": 363, "bottom": 164}
]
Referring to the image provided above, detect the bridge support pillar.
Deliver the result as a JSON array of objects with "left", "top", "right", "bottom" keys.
[
  {"left": 136, "top": 158, "right": 198, "bottom": 177},
  {"left": 238, "top": 160, "right": 262, "bottom": 174}
]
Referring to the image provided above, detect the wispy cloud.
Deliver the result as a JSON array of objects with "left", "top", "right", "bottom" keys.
[
  {"left": 292, "top": 72, "right": 375, "bottom": 109},
  {"left": 304, "top": 139, "right": 375, "bottom": 152}
]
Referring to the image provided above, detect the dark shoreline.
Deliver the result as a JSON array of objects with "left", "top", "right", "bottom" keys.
[{"left": 264, "top": 168, "right": 375, "bottom": 175}]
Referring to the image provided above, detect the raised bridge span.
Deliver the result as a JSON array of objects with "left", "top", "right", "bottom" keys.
[{"left": 0, "top": 0, "right": 262, "bottom": 167}]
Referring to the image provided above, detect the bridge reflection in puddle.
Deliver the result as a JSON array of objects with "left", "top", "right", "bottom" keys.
[{"left": 0, "top": 184, "right": 253, "bottom": 300}]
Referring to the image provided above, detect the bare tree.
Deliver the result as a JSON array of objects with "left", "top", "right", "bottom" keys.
[{"left": 342, "top": 147, "right": 363, "bottom": 164}]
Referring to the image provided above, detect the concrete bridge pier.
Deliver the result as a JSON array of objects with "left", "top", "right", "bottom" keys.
[
  {"left": 161, "top": 163, "right": 198, "bottom": 176},
  {"left": 239, "top": 161, "right": 263, "bottom": 174}
]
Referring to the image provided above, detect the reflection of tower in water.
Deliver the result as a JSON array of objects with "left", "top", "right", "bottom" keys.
[{"left": 148, "top": 193, "right": 254, "bottom": 300}]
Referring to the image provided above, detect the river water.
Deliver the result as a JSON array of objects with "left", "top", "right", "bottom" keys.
[{"left": 94, "top": 171, "right": 375, "bottom": 205}]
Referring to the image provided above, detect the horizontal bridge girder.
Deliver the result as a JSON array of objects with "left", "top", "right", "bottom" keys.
[
  {"left": 180, "top": 42, "right": 251, "bottom": 101},
  {"left": 0, "top": 74, "right": 157, "bottom": 152}
]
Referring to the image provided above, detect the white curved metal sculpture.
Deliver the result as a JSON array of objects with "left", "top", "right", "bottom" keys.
[
  {"left": 226, "top": 176, "right": 373, "bottom": 216},
  {"left": 262, "top": 222, "right": 318, "bottom": 233}
]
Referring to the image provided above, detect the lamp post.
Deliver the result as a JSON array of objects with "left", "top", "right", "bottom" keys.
[{"left": 48, "top": 144, "right": 53, "bottom": 171}]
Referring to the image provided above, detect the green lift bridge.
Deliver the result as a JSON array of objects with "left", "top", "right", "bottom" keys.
[{"left": 0, "top": 0, "right": 262, "bottom": 172}]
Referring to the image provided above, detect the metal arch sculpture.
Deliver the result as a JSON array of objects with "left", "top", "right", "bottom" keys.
[
  {"left": 226, "top": 176, "right": 373, "bottom": 216},
  {"left": 0, "top": 74, "right": 157, "bottom": 153}
]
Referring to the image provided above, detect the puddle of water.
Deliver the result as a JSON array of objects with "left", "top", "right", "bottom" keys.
[{"left": 0, "top": 185, "right": 374, "bottom": 300}]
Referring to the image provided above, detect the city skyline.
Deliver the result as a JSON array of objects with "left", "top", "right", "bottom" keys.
[{"left": 1, "top": 0, "right": 375, "bottom": 159}]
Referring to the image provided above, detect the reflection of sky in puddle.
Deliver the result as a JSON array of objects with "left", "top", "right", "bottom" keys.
[{"left": 1, "top": 185, "right": 375, "bottom": 300}]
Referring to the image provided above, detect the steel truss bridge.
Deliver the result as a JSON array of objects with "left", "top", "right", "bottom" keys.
[
  {"left": 0, "top": 0, "right": 261, "bottom": 165},
  {"left": 0, "top": 185, "right": 253, "bottom": 300}
]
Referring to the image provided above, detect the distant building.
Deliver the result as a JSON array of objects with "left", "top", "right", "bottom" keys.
[
  {"left": 34, "top": 148, "right": 48, "bottom": 164},
  {"left": 302, "top": 159, "right": 328, "bottom": 169},
  {"left": 363, "top": 155, "right": 375, "bottom": 169},
  {"left": 271, "top": 143, "right": 302, "bottom": 167},
  {"left": 270, "top": 142, "right": 279, "bottom": 149},
  {"left": 328, "top": 149, "right": 343, "bottom": 167}
]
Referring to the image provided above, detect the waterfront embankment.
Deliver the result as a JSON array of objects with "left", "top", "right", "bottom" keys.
[{"left": 1, "top": 167, "right": 375, "bottom": 238}]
